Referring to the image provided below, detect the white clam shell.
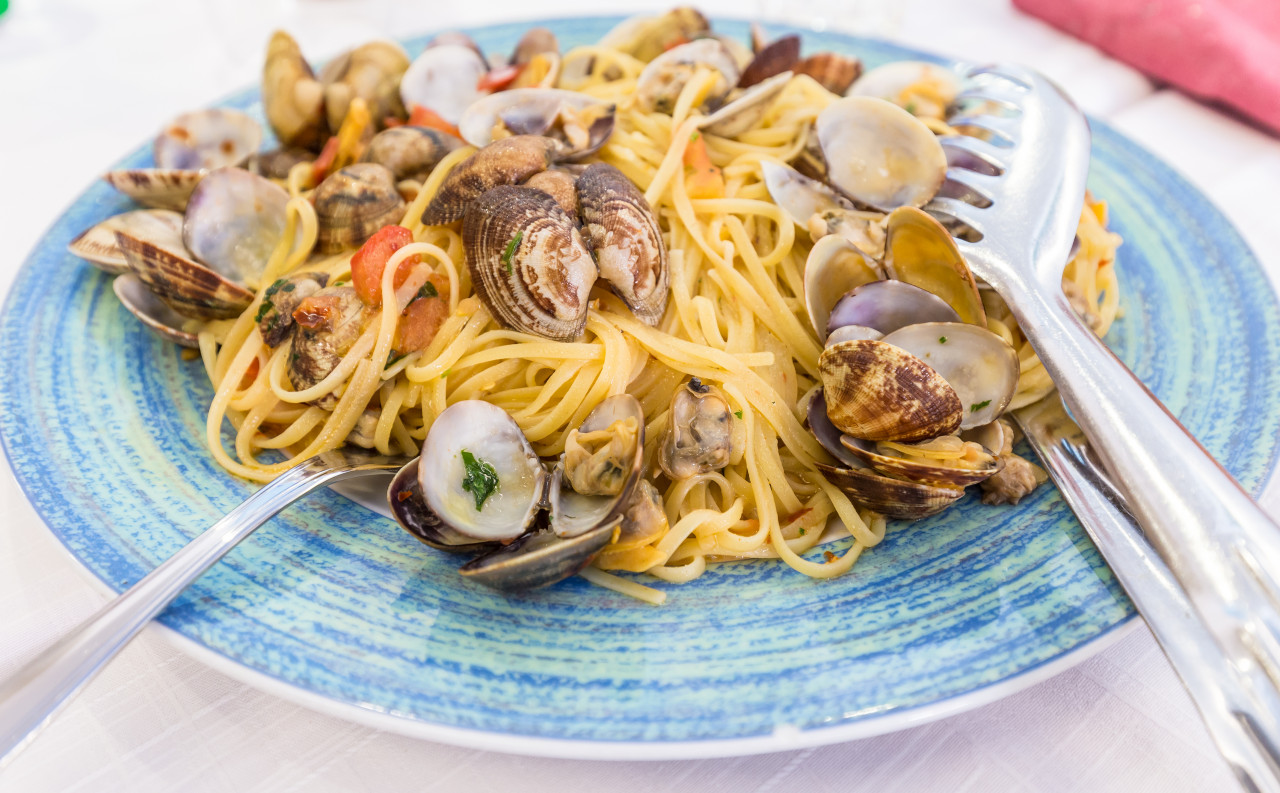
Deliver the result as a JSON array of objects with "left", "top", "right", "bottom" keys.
[
  {"left": 815, "top": 96, "right": 947, "bottom": 210},
  {"left": 803, "top": 234, "right": 879, "bottom": 341},
  {"left": 881, "top": 322, "right": 1019, "bottom": 429},
  {"left": 400, "top": 44, "right": 488, "bottom": 125}
]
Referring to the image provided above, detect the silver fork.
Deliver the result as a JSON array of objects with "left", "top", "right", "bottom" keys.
[
  {"left": 0, "top": 449, "right": 412, "bottom": 767},
  {"left": 938, "top": 64, "right": 1280, "bottom": 793}
]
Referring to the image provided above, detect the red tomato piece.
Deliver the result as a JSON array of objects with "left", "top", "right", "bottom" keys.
[
  {"left": 292, "top": 295, "right": 342, "bottom": 329},
  {"left": 394, "top": 272, "right": 451, "bottom": 353},
  {"left": 476, "top": 63, "right": 524, "bottom": 93},
  {"left": 310, "top": 136, "right": 341, "bottom": 183},
  {"left": 406, "top": 105, "right": 461, "bottom": 138},
  {"left": 350, "top": 225, "right": 420, "bottom": 308}
]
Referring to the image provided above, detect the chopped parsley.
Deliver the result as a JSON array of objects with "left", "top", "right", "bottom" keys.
[
  {"left": 690, "top": 130, "right": 700, "bottom": 142},
  {"left": 734, "top": 410, "right": 743, "bottom": 419},
  {"left": 282, "top": 282, "right": 295, "bottom": 292},
  {"left": 254, "top": 279, "right": 289, "bottom": 322},
  {"left": 385, "top": 350, "right": 408, "bottom": 368},
  {"left": 905, "top": 102, "right": 918, "bottom": 115},
  {"left": 415, "top": 282, "right": 439, "bottom": 301},
  {"left": 970, "top": 399, "right": 992, "bottom": 412},
  {"left": 502, "top": 230, "right": 523, "bottom": 274},
  {"left": 798, "top": 528, "right": 806, "bottom": 536},
  {"left": 460, "top": 449, "right": 499, "bottom": 511},
  {"left": 440, "top": 367, "right": 451, "bottom": 379},
  {"left": 939, "top": 336, "right": 948, "bottom": 344}
]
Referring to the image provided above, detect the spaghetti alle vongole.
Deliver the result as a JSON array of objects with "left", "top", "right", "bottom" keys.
[{"left": 77, "top": 9, "right": 1122, "bottom": 604}]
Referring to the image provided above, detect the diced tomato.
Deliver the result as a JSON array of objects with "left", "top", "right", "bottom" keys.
[
  {"left": 383, "top": 115, "right": 406, "bottom": 128},
  {"left": 394, "top": 273, "right": 451, "bottom": 353},
  {"left": 293, "top": 295, "right": 342, "bottom": 329},
  {"left": 663, "top": 36, "right": 691, "bottom": 51},
  {"left": 476, "top": 63, "right": 525, "bottom": 93},
  {"left": 238, "top": 358, "right": 260, "bottom": 389},
  {"left": 350, "top": 225, "right": 421, "bottom": 308},
  {"left": 310, "top": 136, "right": 341, "bottom": 184},
  {"left": 406, "top": 105, "right": 461, "bottom": 138},
  {"left": 682, "top": 132, "right": 724, "bottom": 198}
]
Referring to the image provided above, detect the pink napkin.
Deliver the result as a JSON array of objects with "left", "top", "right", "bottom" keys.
[{"left": 1013, "top": 0, "right": 1280, "bottom": 134}]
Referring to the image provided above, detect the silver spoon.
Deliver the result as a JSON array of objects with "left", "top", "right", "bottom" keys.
[
  {"left": 935, "top": 63, "right": 1280, "bottom": 793},
  {"left": 0, "top": 449, "right": 412, "bottom": 767}
]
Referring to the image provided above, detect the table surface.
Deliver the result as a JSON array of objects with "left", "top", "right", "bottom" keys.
[{"left": 3, "top": 0, "right": 1280, "bottom": 790}]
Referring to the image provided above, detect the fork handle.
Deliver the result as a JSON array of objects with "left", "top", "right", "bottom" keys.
[
  {"left": 1009, "top": 282, "right": 1280, "bottom": 793},
  {"left": 0, "top": 456, "right": 366, "bottom": 768}
]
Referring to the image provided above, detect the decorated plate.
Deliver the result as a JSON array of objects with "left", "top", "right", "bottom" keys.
[{"left": 2, "top": 17, "right": 1277, "bottom": 759}]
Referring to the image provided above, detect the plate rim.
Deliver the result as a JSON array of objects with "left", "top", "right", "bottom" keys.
[{"left": 1, "top": 14, "right": 1274, "bottom": 759}]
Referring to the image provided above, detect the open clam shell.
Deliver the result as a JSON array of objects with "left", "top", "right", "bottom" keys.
[
  {"left": 462, "top": 185, "right": 596, "bottom": 341},
  {"left": 313, "top": 163, "right": 407, "bottom": 254},
  {"left": 883, "top": 206, "right": 986, "bottom": 326},
  {"left": 263, "top": 30, "right": 327, "bottom": 151},
  {"left": 825, "top": 279, "right": 960, "bottom": 337},
  {"left": 815, "top": 96, "right": 947, "bottom": 211},
  {"left": 115, "top": 223, "right": 254, "bottom": 320},
  {"left": 819, "top": 339, "right": 963, "bottom": 442},
  {"left": 795, "top": 52, "right": 862, "bottom": 95},
  {"left": 320, "top": 40, "right": 410, "bottom": 133},
  {"left": 183, "top": 168, "right": 288, "bottom": 286},
  {"left": 840, "top": 435, "right": 1000, "bottom": 488},
  {"left": 761, "top": 160, "right": 856, "bottom": 228},
  {"left": 848, "top": 61, "right": 961, "bottom": 116},
  {"left": 738, "top": 34, "right": 800, "bottom": 88},
  {"left": 803, "top": 234, "right": 880, "bottom": 340},
  {"left": 880, "top": 322, "right": 1019, "bottom": 430},
  {"left": 154, "top": 108, "right": 262, "bottom": 171},
  {"left": 700, "top": 72, "right": 791, "bottom": 138},
  {"left": 458, "top": 89, "right": 616, "bottom": 160},
  {"left": 421, "top": 135, "right": 557, "bottom": 225},
  {"left": 576, "top": 163, "right": 669, "bottom": 326},
  {"left": 549, "top": 394, "right": 646, "bottom": 538},
  {"left": 400, "top": 43, "right": 489, "bottom": 126},
  {"left": 636, "top": 38, "right": 740, "bottom": 114},
  {"left": 816, "top": 461, "right": 965, "bottom": 520},
  {"left": 112, "top": 273, "right": 200, "bottom": 348},
  {"left": 68, "top": 209, "right": 185, "bottom": 275},
  {"left": 102, "top": 169, "right": 203, "bottom": 211},
  {"left": 826, "top": 324, "right": 884, "bottom": 346},
  {"left": 458, "top": 520, "right": 618, "bottom": 591},
  {"left": 387, "top": 458, "right": 497, "bottom": 554},
  {"left": 599, "top": 7, "right": 711, "bottom": 62}
]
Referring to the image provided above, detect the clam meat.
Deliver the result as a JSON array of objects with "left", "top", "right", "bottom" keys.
[
  {"left": 636, "top": 39, "right": 741, "bottom": 115},
  {"left": 659, "top": 378, "right": 736, "bottom": 479}
]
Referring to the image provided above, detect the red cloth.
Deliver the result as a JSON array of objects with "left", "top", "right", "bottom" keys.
[{"left": 1013, "top": 0, "right": 1280, "bottom": 133}]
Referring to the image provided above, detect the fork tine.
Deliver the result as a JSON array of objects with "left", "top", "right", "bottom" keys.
[
  {"left": 939, "top": 135, "right": 1009, "bottom": 172},
  {"left": 944, "top": 168, "right": 1001, "bottom": 198},
  {"left": 955, "top": 84, "right": 1027, "bottom": 112},
  {"left": 946, "top": 115, "right": 1019, "bottom": 146},
  {"left": 963, "top": 64, "right": 1036, "bottom": 90},
  {"left": 926, "top": 196, "right": 985, "bottom": 229}
]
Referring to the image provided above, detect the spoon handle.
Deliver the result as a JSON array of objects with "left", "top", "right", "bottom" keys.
[{"left": 0, "top": 455, "right": 381, "bottom": 767}]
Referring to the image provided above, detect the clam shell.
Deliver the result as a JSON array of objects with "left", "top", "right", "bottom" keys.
[
  {"left": 68, "top": 209, "right": 185, "bottom": 275},
  {"left": 737, "top": 34, "right": 799, "bottom": 88},
  {"left": 256, "top": 271, "right": 328, "bottom": 348},
  {"left": 880, "top": 322, "right": 1020, "bottom": 430},
  {"left": 400, "top": 43, "right": 488, "bottom": 126},
  {"left": 826, "top": 324, "right": 884, "bottom": 346},
  {"left": 183, "top": 168, "right": 289, "bottom": 285},
  {"left": 387, "top": 458, "right": 498, "bottom": 554},
  {"left": 825, "top": 279, "right": 960, "bottom": 336},
  {"left": 803, "top": 234, "right": 880, "bottom": 340},
  {"left": 806, "top": 390, "right": 865, "bottom": 469},
  {"left": 700, "top": 71, "right": 791, "bottom": 138},
  {"left": 512, "top": 27, "right": 559, "bottom": 64},
  {"left": 636, "top": 39, "right": 740, "bottom": 114},
  {"left": 256, "top": 146, "right": 315, "bottom": 179},
  {"left": 883, "top": 206, "right": 986, "bottom": 326},
  {"left": 819, "top": 339, "right": 962, "bottom": 442},
  {"left": 576, "top": 163, "right": 669, "bottom": 326},
  {"left": 459, "top": 521, "right": 617, "bottom": 591},
  {"left": 761, "top": 160, "right": 855, "bottom": 228},
  {"left": 457, "top": 89, "right": 615, "bottom": 159},
  {"left": 462, "top": 185, "right": 596, "bottom": 341},
  {"left": 795, "top": 52, "right": 862, "bottom": 95},
  {"left": 102, "top": 169, "right": 203, "bottom": 211},
  {"left": 362, "top": 125, "right": 463, "bottom": 182},
  {"left": 816, "top": 461, "right": 965, "bottom": 520},
  {"left": 115, "top": 226, "right": 253, "bottom": 320},
  {"left": 848, "top": 61, "right": 961, "bottom": 110},
  {"left": 421, "top": 135, "right": 557, "bottom": 225},
  {"left": 313, "top": 163, "right": 406, "bottom": 254},
  {"left": 112, "top": 273, "right": 200, "bottom": 348},
  {"left": 599, "top": 7, "right": 711, "bottom": 62},
  {"left": 840, "top": 435, "right": 1000, "bottom": 487},
  {"left": 815, "top": 96, "right": 947, "bottom": 210},
  {"left": 262, "top": 31, "right": 327, "bottom": 151},
  {"left": 523, "top": 169, "right": 578, "bottom": 215},
  {"left": 154, "top": 108, "right": 262, "bottom": 171},
  {"left": 287, "top": 285, "right": 368, "bottom": 402},
  {"left": 549, "top": 394, "right": 646, "bottom": 538},
  {"left": 319, "top": 40, "right": 410, "bottom": 132}
]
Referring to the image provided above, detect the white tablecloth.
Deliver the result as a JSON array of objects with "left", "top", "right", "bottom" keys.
[{"left": 2, "top": 1, "right": 1278, "bottom": 790}]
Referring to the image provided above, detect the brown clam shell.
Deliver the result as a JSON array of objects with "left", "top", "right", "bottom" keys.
[
  {"left": 362, "top": 126, "right": 463, "bottom": 182},
  {"left": 113, "top": 273, "right": 200, "bottom": 348},
  {"left": 819, "top": 339, "right": 962, "bottom": 442},
  {"left": 262, "top": 30, "right": 327, "bottom": 151},
  {"left": 840, "top": 436, "right": 1002, "bottom": 488},
  {"left": 462, "top": 185, "right": 597, "bottom": 341},
  {"left": 256, "top": 146, "right": 315, "bottom": 179},
  {"left": 320, "top": 40, "right": 410, "bottom": 133},
  {"left": 512, "top": 27, "right": 558, "bottom": 64},
  {"left": 523, "top": 169, "right": 578, "bottom": 215},
  {"left": 313, "top": 163, "right": 407, "bottom": 253},
  {"left": 115, "top": 229, "right": 253, "bottom": 320},
  {"left": 795, "top": 52, "right": 863, "bottom": 95},
  {"left": 738, "top": 34, "right": 799, "bottom": 88},
  {"left": 68, "top": 209, "right": 185, "bottom": 275},
  {"left": 421, "top": 135, "right": 557, "bottom": 226},
  {"left": 816, "top": 462, "right": 965, "bottom": 520},
  {"left": 102, "top": 169, "right": 203, "bottom": 211},
  {"left": 575, "top": 163, "right": 669, "bottom": 326}
]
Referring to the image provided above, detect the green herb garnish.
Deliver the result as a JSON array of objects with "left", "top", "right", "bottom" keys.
[
  {"left": 460, "top": 449, "right": 499, "bottom": 511},
  {"left": 415, "top": 282, "right": 439, "bottom": 301},
  {"left": 970, "top": 399, "right": 991, "bottom": 412},
  {"left": 254, "top": 279, "right": 289, "bottom": 322},
  {"left": 502, "top": 230, "right": 523, "bottom": 274},
  {"left": 282, "top": 282, "right": 296, "bottom": 292},
  {"left": 386, "top": 350, "right": 408, "bottom": 368},
  {"left": 440, "top": 367, "right": 451, "bottom": 379},
  {"left": 734, "top": 410, "right": 743, "bottom": 419},
  {"left": 798, "top": 528, "right": 806, "bottom": 536},
  {"left": 690, "top": 130, "right": 700, "bottom": 142},
  {"left": 939, "top": 336, "right": 948, "bottom": 344},
  {"left": 905, "top": 102, "right": 918, "bottom": 115}
]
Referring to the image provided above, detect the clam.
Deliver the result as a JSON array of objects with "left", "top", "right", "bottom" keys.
[
  {"left": 882, "top": 206, "right": 986, "bottom": 326},
  {"left": 112, "top": 273, "right": 200, "bottom": 348},
  {"left": 636, "top": 39, "right": 741, "bottom": 115},
  {"left": 737, "top": 34, "right": 799, "bottom": 88},
  {"left": 760, "top": 160, "right": 855, "bottom": 228},
  {"left": 848, "top": 61, "right": 961, "bottom": 119},
  {"left": 115, "top": 217, "right": 254, "bottom": 321},
  {"left": 819, "top": 339, "right": 962, "bottom": 442},
  {"left": 318, "top": 40, "right": 410, "bottom": 132},
  {"left": 815, "top": 96, "right": 947, "bottom": 210},
  {"left": 599, "top": 7, "right": 711, "bottom": 62},
  {"left": 879, "top": 322, "right": 1019, "bottom": 430},
  {"left": 361, "top": 126, "right": 464, "bottom": 182},
  {"left": 254, "top": 271, "right": 329, "bottom": 347},
  {"left": 699, "top": 72, "right": 792, "bottom": 138},
  {"left": 101, "top": 169, "right": 203, "bottom": 212},
  {"left": 287, "top": 285, "right": 370, "bottom": 406},
  {"left": 612, "top": 479, "right": 668, "bottom": 550},
  {"left": 825, "top": 280, "right": 960, "bottom": 337},
  {"left": 840, "top": 434, "right": 1000, "bottom": 488},
  {"left": 421, "top": 135, "right": 557, "bottom": 225},
  {"left": 512, "top": 27, "right": 558, "bottom": 65},
  {"left": 183, "top": 168, "right": 289, "bottom": 286},
  {"left": 547, "top": 394, "right": 646, "bottom": 538},
  {"left": 313, "top": 163, "right": 406, "bottom": 253},
  {"left": 388, "top": 458, "right": 496, "bottom": 553},
  {"left": 458, "top": 89, "right": 615, "bottom": 159},
  {"left": 522, "top": 169, "right": 577, "bottom": 215},
  {"left": 68, "top": 209, "right": 185, "bottom": 275},
  {"left": 576, "top": 163, "right": 669, "bottom": 326},
  {"left": 659, "top": 378, "right": 736, "bottom": 480},
  {"left": 794, "top": 52, "right": 862, "bottom": 95},
  {"left": 153, "top": 108, "right": 262, "bottom": 171},
  {"left": 399, "top": 43, "right": 489, "bottom": 126},
  {"left": 256, "top": 146, "right": 315, "bottom": 179},
  {"left": 458, "top": 521, "right": 618, "bottom": 591},
  {"left": 803, "top": 234, "right": 880, "bottom": 341},
  {"left": 462, "top": 185, "right": 596, "bottom": 341},
  {"left": 826, "top": 324, "right": 884, "bottom": 346},
  {"left": 262, "top": 30, "right": 327, "bottom": 151}
]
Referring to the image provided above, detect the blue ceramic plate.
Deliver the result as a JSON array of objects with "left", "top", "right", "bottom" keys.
[{"left": 3, "top": 17, "right": 1278, "bottom": 759}]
